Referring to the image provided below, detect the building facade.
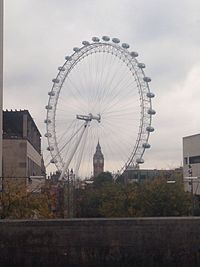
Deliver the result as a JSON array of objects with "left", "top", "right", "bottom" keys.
[
  {"left": 183, "top": 134, "right": 200, "bottom": 195},
  {"left": 122, "top": 166, "right": 182, "bottom": 184},
  {"left": 2, "top": 110, "right": 45, "bottom": 191},
  {"left": 93, "top": 142, "right": 104, "bottom": 177}
]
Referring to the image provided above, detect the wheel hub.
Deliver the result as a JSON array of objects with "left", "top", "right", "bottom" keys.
[{"left": 76, "top": 113, "right": 101, "bottom": 123}]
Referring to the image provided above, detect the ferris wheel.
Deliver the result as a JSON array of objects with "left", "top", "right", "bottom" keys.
[{"left": 44, "top": 36, "right": 156, "bottom": 180}]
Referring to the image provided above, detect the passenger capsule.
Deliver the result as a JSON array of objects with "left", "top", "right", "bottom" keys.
[
  {"left": 52, "top": 78, "right": 60, "bottom": 83},
  {"left": 47, "top": 146, "right": 54, "bottom": 151},
  {"left": 122, "top": 43, "right": 130, "bottom": 49},
  {"left": 143, "top": 77, "right": 151, "bottom": 82},
  {"left": 142, "top": 143, "right": 151, "bottom": 149},
  {"left": 65, "top": 56, "right": 71, "bottom": 61},
  {"left": 102, "top": 36, "right": 110, "bottom": 41},
  {"left": 112, "top": 38, "right": 120, "bottom": 43},
  {"left": 82, "top": 40, "right": 90, "bottom": 46},
  {"left": 146, "top": 126, "right": 155, "bottom": 132},
  {"left": 73, "top": 47, "right": 80, "bottom": 52},
  {"left": 44, "top": 119, "right": 51, "bottom": 124},
  {"left": 130, "top": 51, "right": 139, "bottom": 57},
  {"left": 58, "top": 66, "right": 65, "bottom": 71},
  {"left": 48, "top": 91, "right": 55, "bottom": 96},
  {"left": 136, "top": 158, "right": 144, "bottom": 164},
  {"left": 45, "top": 105, "right": 52, "bottom": 110},
  {"left": 147, "top": 109, "right": 156, "bottom": 115},
  {"left": 50, "top": 159, "right": 58, "bottom": 164},
  {"left": 138, "top": 63, "right": 146, "bottom": 69},
  {"left": 146, "top": 92, "right": 155, "bottom": 98},
  {"left": 92, "top": 37, "right": 100, "bottom": 42},
  {"left": 44, "top": 133, "right": 52, "bottom": 138}
]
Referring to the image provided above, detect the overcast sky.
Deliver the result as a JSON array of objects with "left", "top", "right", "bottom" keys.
[{"left": 3, "top": 0, "right": 200, "bottom": 172}]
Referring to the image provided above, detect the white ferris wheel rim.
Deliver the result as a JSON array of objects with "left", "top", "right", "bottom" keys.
[{"left": 45, "top": 36, "right": 155, "bottom": 178}]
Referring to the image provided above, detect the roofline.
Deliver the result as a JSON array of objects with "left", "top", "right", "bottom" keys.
[{"left": 183, "top": 133, "right": 200, "bottom": 139}]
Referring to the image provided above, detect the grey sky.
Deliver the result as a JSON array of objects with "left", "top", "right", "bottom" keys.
[{"left": 3, "top": 0, "right": 200, "bottom": 171}]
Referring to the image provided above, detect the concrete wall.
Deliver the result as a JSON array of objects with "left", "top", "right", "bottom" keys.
[
  {"left": 2, "top": 139, "right": 43, "bottom": 191},
  {"left": 27, "top": 141, "right": 42, "bottom": 167},
  {"left": 0, "top": 218, "right": 200, "bottom": 267},
  {"left": 3, "top": 139, "right": 27, "bottom": 178},
  {"left": 3, "top": 139, "right": 42, "bottom": 177}
]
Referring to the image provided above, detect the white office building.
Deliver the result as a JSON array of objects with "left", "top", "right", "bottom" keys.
[{"left": 183, "top": 134, "right": 200, "bottom": 195}]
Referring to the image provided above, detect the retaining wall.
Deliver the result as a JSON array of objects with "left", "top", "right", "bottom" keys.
[{"left": 0, "top": 218, "right": 200, "bottom": 267}]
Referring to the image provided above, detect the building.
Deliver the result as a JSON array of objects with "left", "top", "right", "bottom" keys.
[
  {"left": 2, "top": 110, "right": 45, "bottom": 191},
  {"left": 93, "top": 141, "right": 104, "bottom": 177},
  {"left": 183, "top": 134, "right": 200, "bottom": 195},
  {"left": 122, "top": 166, "right": 183, "bottom": 184}
]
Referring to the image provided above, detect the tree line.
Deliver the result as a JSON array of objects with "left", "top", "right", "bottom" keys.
[
  {"left": 75, "top": 172, "right": 193, "bottom": 217},
  {"left": 0, "top": 171, "right": 195, "bottom": 219}
]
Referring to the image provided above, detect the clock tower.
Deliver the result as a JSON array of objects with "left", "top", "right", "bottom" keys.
[{"left": 93, "top": 141, "right": 104, "bottom": 177}]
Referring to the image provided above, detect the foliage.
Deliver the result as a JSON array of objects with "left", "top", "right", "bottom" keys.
[
  {"left": 75, "top": 174, "right": 192, "bottom": 218},
  {"left": 135, "top": 176, "right": 191, "bottom": 216},
  {"left": 75, "top": 187, "right": 103, "bottom": 217},
  {"left": 0, "top": 179, "right": 54, "bottom": 219},
  {"left": 93, "top": 171, "right": 113, "bottom": 188},
  {"left": 99, "top": 183, "right": 139, "bottom": 217}
]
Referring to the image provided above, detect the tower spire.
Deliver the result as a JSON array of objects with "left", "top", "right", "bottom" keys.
[{"left": 93, "top": 141, "right": 104, "bottom": 177}]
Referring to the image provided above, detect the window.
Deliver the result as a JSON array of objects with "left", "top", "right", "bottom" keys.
[
  {"left": 189, "top": 156, "right": 200, "bottom": 164},
  {"left": 184, "top": 157, "right": 188, "bottom": 165}
]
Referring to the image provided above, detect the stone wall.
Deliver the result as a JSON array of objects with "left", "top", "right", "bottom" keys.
[{"left": 0, "top": 218, "right": 200, "bottom": 267}]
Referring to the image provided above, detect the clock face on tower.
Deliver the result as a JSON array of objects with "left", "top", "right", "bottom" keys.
[{"left": 94, "top": 158, "right": 103, "bottom": 164}]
